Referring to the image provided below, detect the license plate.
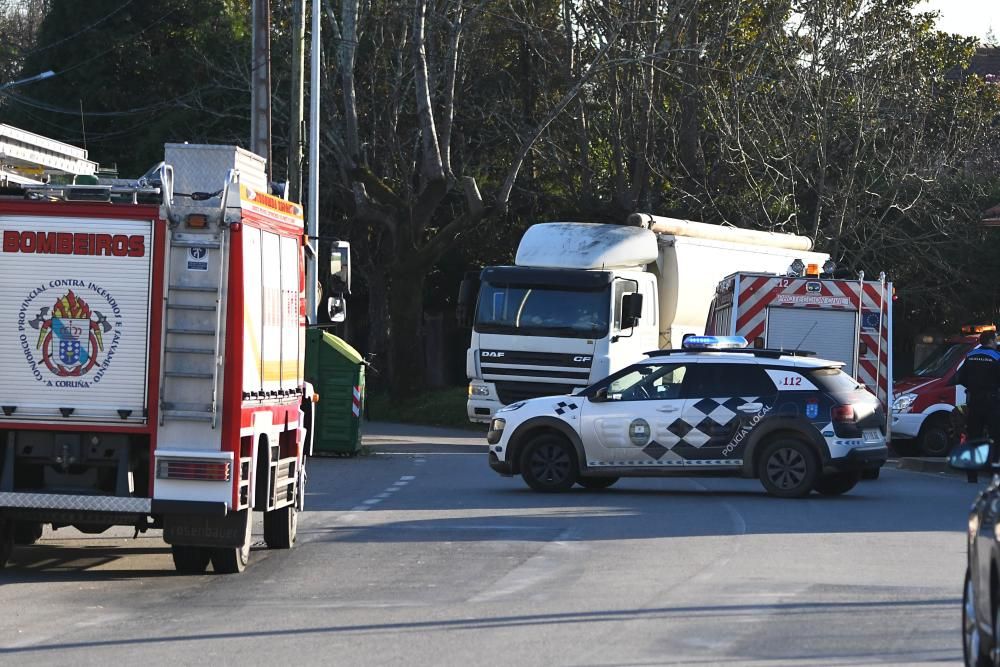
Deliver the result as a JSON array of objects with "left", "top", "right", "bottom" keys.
[{"left": 863, "top": 429, "right": 881, "bottom": 443}]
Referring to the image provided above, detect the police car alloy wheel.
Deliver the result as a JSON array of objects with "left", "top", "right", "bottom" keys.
[
  {"left": 577, "top": 476, "right": 619, "bottom": 490},
  {"left": 757, "top": 438, "right": 820, "bottom": 498},
  {"left": 521, "top": 434, "right": 578, "bottom": 492}
]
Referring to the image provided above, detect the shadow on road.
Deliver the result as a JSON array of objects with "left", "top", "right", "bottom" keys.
[{"left": 0, "top": 596, "right": 960, "bottom": 658}]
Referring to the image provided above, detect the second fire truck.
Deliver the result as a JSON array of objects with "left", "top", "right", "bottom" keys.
[{"left": 0, "top": 144, "right": 347, "bottom": 573}]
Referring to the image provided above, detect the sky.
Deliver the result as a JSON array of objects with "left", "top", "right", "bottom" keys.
[{"left": 919, "top": 0, "right": 1000, "bottom": 40}]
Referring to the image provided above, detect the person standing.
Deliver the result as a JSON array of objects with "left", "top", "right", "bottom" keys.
[{"left": 956, "top": 330, "right": 1000, "bottom": 480}]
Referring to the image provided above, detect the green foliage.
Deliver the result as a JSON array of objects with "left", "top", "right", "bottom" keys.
[{"left": 365, "top": 386, "right": 479, "bottom": 429}]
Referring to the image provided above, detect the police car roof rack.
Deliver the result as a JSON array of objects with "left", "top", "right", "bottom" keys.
[{"left": 644, "top": 348, "right": 817, "bottom": 359}]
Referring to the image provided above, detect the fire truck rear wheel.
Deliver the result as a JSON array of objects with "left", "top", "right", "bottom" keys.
[
  {"left": 263, "top": 504, "right": 297, "bottom": 549},
  {"left": 0, "top": 519, "right": 13, "bottom": 568},
  {"left": 171, "top": 545, "right": 210, "bottom": 574},
  {"left": 210, "top": 510, "right": 252, "bottom": 574},
  {"left": 13, "top": 521, "right": 43, "bottom": 546}
]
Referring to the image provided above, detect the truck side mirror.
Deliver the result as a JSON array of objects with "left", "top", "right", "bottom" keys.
[
  {"left": 456, "top": 271, "right": 481, "bottom": 328},
  {"left": 621, "top": 292, "right": 644, "bottom": 329},
  {"left": 328, "top": 241, "right": 351, "bottom": 295},
  {"left": 327, "top": 296, "right": 347, "bottom": 323}
]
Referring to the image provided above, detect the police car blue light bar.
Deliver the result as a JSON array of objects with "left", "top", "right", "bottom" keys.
[{"left": 682, "top": 335, "right": 749, "bottom": 350}]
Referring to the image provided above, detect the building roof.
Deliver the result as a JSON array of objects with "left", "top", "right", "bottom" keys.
[
  {"left": 947, "top": 47, "right": 1000, "bottom": 81},
  {"left": 983, "top": 202, "right": 1000, "bottom": 226}
]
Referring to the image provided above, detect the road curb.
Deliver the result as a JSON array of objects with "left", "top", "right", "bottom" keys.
[{"left": 896, "top": 457, "right": 961, "bottom": 476}]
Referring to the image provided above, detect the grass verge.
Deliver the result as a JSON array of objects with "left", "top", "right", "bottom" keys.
[{"left": 365, "top": 386, "right": 482, "bottom": 430}]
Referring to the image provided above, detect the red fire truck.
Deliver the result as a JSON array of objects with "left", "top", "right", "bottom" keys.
[
  {"left": 0, "top": 144, "right": 341, "bottom": 573},
  {"left": 706, "top": 265, "right": 893, "bottom": 429}
]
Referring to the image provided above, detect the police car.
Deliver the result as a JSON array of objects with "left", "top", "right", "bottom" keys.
[{"left": 486, "top": 336, "right": 888, "bottom": 498}]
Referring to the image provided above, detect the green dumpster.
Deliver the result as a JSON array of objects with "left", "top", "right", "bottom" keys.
[{"left": 305, "top": 329, "right": 366, "bottom": 455}]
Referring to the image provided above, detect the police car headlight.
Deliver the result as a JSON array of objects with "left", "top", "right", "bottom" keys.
[
  {"left": 892, "top": 393, "right": 917, "bottom": 414},
  {"left": 497, "top": 401, "right": 526, "bottom": 413},
  {"left": 490, "top": 418, "right": 506, "bottom": 433},
  {"left": 469, "top": 384, "right": 490, "bottom": 397}
]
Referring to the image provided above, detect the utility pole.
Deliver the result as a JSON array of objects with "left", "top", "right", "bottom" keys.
[
  {"left": 250, "top": 0, "right": 272, "bottom": 180},
  {"left": 306, "top": 0, "right": 321, "bottom": 322},
  {"left": 288, "top": 0, "right": 306, "bottom": 202}
]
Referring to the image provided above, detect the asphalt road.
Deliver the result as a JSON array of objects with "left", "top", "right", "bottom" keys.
[{"left": 0, "top": 423, "right": 980, "bottom": 666}]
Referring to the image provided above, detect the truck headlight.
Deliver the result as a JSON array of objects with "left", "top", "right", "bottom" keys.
[
  {"left": 469, "top": 384, "right": 490, "bottom": 397},
  {"left": 892, "top": 393, "right": 917, "bottom": 414}
]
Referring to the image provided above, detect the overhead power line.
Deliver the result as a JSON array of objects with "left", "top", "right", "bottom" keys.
[{"left": 16, "top": 0, "right": 137, "bottom": 59}]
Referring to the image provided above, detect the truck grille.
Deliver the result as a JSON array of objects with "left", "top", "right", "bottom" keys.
[{"left": 495, "top": 381, "right": 582, "bottom": 405}]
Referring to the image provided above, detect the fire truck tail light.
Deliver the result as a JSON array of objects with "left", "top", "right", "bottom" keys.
[
  {"left": 831, "top": 405, "right": 855, "bottom": 422},
  {"left": 805, "top": 263, "right": 820, "bottom": 277},
  {"left": 157, "top": 459, "right": 231, "bottom": 482}
]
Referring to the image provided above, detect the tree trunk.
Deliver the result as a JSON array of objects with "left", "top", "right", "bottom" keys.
[
  {"left": 387, "top": 269, "right": 426, "bottom": 398},
  {"left": 365, "top": 271, "right": 390, "bottom": 389}
]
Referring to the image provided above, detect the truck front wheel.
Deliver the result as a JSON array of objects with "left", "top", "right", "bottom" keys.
[{"left": 918, "top": 414, "right": 954, "bottom": 457}]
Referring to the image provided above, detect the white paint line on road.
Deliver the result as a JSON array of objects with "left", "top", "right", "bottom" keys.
[{"left": 349, "top": 474, "right": 419, "bottom": 512}]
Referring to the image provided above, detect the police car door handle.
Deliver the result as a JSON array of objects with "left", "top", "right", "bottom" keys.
[
  {"left": 738, "top": 403, "right": 763, "bottom": 413},
  {"left": 657, "top": 405, "right": 679, "bottom": 413}
]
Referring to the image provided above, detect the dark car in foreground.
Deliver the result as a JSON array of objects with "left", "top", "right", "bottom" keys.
[{"left": 950, "top": 440, "right": 1000, "bottom": 666}]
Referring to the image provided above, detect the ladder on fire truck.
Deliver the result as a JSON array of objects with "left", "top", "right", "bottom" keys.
[{"left": 158, "top": 176, "right": 234, "bottom": 428}]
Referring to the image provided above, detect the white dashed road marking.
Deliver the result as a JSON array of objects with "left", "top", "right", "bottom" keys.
[{"left": 351, "top": 474, "right": 416, "bottom": 512}]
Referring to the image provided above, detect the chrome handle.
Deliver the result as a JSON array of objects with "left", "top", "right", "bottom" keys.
[
  {"left": 657, "top": 406, "right": 679, "bottom": 413},
  {"left": 738, "top": 403, "right": 763, "bottom": 413}
]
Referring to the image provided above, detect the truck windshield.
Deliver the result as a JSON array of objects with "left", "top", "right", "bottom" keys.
[
  {"left": 912, "top": 342, "right": 971, "bottom": 378},
  {"left": 475, "top": 283, "right": 610, "bottom": 338}
]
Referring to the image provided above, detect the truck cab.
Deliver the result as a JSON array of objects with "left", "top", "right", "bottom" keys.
[
  {"left": 466, "top": 225, "right": 659, "bottom": 422},
  {"left": 891, "top": 327, "right": 984, "bottom": 456}
]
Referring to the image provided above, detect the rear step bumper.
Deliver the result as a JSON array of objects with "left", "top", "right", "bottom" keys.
[{"left": 0, "top": 492, "right": 226, "bottom": 516}]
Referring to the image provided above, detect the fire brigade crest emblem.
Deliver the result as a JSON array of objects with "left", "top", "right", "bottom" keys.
[{"left": 29, "top": 290, "right": 112, "bottom": 377}]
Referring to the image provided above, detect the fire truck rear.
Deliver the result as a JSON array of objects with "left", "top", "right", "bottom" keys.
[
  {"left": 0, "top": 144, "right": 328, "bottom": 573},
  {"left": 706, "top": 263, "right": 893, "bottom": 434}
]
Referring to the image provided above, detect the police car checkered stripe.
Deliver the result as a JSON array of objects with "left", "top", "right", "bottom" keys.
[
  {"left": 664, "top": 396, "right": 759, "bottom": 452},
  {"left": 0, "top": 492, "right": 151, "bottom": 513}
]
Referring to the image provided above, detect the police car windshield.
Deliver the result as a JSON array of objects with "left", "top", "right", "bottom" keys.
[
  {"left": 912, "top": 342, "right": 971, "bottom": 378},
  {"left": 475, "top": 282, "right": 610, "bottom": 339}
]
